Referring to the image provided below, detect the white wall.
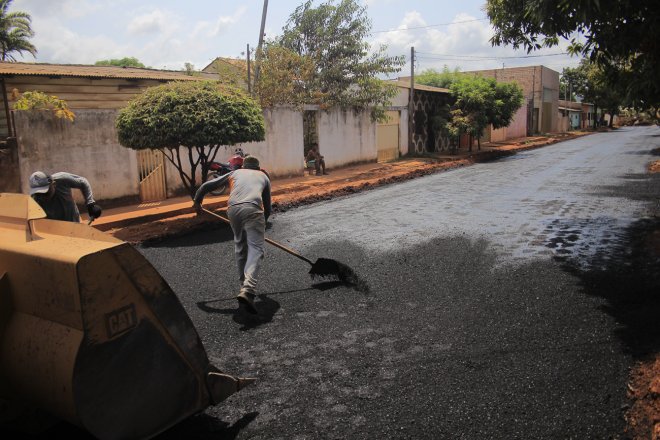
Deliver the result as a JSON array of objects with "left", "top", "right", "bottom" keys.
[
  {"left": 14, "top": 110, "right": 139, "bottom": 202},
  {"left": 391, "top": 87, "right": 410, "bottom": 107},
  {"left": 318, "top": 108, "right": 377, "bottom": 167},
  {"left": 14, "top": 106, "right": 379, "bottom": 202},
  {"left": 234, "top": 106, "right": 304, "bottom": 178}
]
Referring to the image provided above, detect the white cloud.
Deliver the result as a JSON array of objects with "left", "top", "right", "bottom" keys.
[
  {"left": 371, "top": 11, "right": 580, "bottom": 74},
  {"left": 15, "top": 0, "right": 103, "bottom": 19},
  {"left": 209, "top": 6, "right": 247, "bottom": 37},
  {"left": 31, "top": 19, "right": 126, "bottom": 64},
  {"left": 128, "top": 9, "right": 179, "bottom": 36}
]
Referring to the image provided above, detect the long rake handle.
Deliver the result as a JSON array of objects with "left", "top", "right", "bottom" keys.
[{"left": 202, "top": 208, "right": 314, "bottom": 266}]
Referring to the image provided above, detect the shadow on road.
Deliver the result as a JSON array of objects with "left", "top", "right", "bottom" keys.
[
  {"left": 196, "top": 295, "right": 280, "bottom": 331},
  {"left": 554, "top": 216, "right": 660, "bottom": 357},
  {"left": 141, "top": 224, "right": 234, "bottom": 248},
  {"left": 195, "top": 281, "right": 350, "bottom": 331},
  {"left": 155, "top": 412, "right": 259, "bottom": 440}
]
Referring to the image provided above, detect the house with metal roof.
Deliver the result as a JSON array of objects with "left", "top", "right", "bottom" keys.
[{"left": 0, "top": 62, "right": 214, "bottom": 197}]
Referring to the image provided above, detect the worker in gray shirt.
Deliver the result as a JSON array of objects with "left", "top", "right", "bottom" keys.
[
  {"left": 29, "top": 171, "right": 102, "bottom": 223},
  {"left": 193, "top": 155, "right": 272, "bottom": 314}
]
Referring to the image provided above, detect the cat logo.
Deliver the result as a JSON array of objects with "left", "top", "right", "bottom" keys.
[{"left": 105, "top": 304, "right": 138, "bottom": 338}]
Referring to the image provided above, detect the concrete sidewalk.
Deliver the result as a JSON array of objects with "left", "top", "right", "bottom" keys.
[{"left": 91, "top": 133, "right": 583, "bottom": 232}]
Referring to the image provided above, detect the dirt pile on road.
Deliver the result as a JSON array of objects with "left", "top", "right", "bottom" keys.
[{"left": 625, "top": 356, "right": 660, "bottom": 440}]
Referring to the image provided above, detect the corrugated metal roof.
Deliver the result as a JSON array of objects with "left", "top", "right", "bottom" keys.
[{"left": 0, "top": 62, "right": 217, "bottom": 81}]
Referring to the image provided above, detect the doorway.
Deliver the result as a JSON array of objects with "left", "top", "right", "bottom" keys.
[
  {"left": 303, "top": 110, "right": 319, "bottom": 159},
  {"left": 137, "top": 149, "right": 167, "bottom": 202}
]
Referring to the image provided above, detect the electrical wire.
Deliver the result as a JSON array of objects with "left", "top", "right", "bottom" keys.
[{"left": 371, "top": 18, "right": 489, "bottom": 34}]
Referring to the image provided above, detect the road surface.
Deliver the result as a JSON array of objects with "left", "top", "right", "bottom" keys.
[{"left": 141, "top": 126, "right": 659, "bottom": 439}]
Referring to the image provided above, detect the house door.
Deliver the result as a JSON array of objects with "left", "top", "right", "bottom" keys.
[
  {"left": 376, "top": 110, "right": 399, "bottom": 162},
  {"left": 137, "top": 149, "right": 167, "bottom": 202}
]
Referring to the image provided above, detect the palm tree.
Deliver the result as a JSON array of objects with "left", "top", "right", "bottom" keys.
[{"left": 0, "top": 0, "right": 36, "bottom": 61}]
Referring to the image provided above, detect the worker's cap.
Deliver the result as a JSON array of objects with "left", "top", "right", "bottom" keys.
[
  {"left": 242, "top": 155, "right": 260, "bottom": 170},
  {"left": 29, "top": 171, "right": 52, "bottom": 195}
]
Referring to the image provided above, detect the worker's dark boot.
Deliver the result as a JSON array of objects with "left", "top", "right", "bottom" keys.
[{"left": 237, "top": 291, "right": 257, "bottom": 314}]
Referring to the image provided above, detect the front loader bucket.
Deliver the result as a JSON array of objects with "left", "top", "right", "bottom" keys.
[{"left": 0, "top": 193, "right": 254, "bottom": 440}]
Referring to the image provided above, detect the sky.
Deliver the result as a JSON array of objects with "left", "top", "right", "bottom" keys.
[{"left": 13, "top": 0, "right": 582, "bottom": 76}]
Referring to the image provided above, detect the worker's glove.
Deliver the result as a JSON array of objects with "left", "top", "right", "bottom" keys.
[
  {"left": 87, "top": 203, "right": 102, "bottom": 219},
  {"left": 193, "top": 201, "right": 203, "bottom": 216}
]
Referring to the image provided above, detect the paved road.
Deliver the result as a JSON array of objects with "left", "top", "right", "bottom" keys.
[{"left": 141, "top": 126, "right": 659, "bottom": 439}]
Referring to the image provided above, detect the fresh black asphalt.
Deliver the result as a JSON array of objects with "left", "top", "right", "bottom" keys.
[
  {"left": 139, "top": 126, "right": 659, "bottom": 439},
  {"left": 19, "top": 127, "right": 658, "bottom": 439}
]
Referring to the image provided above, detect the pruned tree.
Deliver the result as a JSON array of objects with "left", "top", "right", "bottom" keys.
[
  {"left": 116, "top": 81, "right": 265, "bottom": 197},
  {"left": 0, "top": 0, "right": 36, "bottom": 61},
  {"left": 274, "top": 0, "right": 404, "bottom": 121}
]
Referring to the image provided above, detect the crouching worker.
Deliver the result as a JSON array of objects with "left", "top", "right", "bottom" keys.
[
  {"left": 29, "top": 171, "right": 102, "bottom": 223},
  {"left": 193, "top": 156, "right": 272, "bottom": 314}
]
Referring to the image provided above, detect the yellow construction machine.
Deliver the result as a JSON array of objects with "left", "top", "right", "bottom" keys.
[{"left": 0, "top": 193, "right": 254, "bottom": 439}]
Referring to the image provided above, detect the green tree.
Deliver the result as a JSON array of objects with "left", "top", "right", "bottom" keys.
[
  {"left": 415, "top": 66, "right": 462, "bottom": 89},
  {"left": 417, "top": 69, "right": 524, "bottom": 151},
  {"left": 95, "top": 57, "right": 147, "bottom": 68},
  {"left": 11, "top": 89, "right": 75, "bottom": 121},
  {"left": 486, "top": 0, "right": 660, "bottom": 111},
  {"left": 562, "top": 59, "right": 625, "bottom": 128},
  {"left": 116, "top": 81, "right": 265, "bottom": 197},
  {"left": 0, "top": 0, "right": 36, "bottom": 61},
  {"left": 275, "top": 0, "right": 404, "bottom": 120},
  {"left": 560, "top": 66, "right": 586, "bottom": 102},
  {"left": 255, "top": 43, "right": 316, "bottom": 108}
]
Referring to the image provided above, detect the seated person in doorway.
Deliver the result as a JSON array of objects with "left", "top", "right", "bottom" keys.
[
  {"left": 305, "top": 146, "right": 328, "bottom": 175},
  {"left": 29, "top": 171, "right": 102, "bottom": 223}
]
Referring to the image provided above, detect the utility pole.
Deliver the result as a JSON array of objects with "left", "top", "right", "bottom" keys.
[
  {"left": 408, "top": 46, "right": 415, "bottom": 153},
  {"left": 254, "top": 0, "right": 268, "bottom": 87}
]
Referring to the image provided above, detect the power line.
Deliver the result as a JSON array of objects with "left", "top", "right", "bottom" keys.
[
  {"left": 416, "top": 52, "right": 569, "bottom": 61},
  {"left": 372, "top": 18, "right": 489, "bottom": 34}
]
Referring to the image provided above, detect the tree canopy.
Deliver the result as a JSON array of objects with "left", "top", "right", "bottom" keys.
[
  {"left": 272, "top": 0, "right": 404, "bottom": 120},
  {"left": 486, "top": 0, "right": 660, "bottom": 110},
  {"left": 0, "top": 0, "right": 36, "bottom": 61},
  {"left": 255, "top": 44, "right": 316, "bottom": 108},
  {"left": 561, "top": 59, "right": 625, "bottom": 127},
  {"left": 417, "top": 68, "right": 524, "bottom": 151},
  {"left": 95, "top": 57, "right": 147, "bottom": 68},
  {"left": 116, "top": 81, "right": 265, "bottom": 196}
]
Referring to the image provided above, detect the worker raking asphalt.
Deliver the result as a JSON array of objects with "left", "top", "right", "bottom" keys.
[{"left": 203, "top": 208, "right": 369, "bottom": 293}]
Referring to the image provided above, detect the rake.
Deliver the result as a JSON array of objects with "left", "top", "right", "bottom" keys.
[{"left": 202, "top": 208, "right": 361, "bottom": 286}]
